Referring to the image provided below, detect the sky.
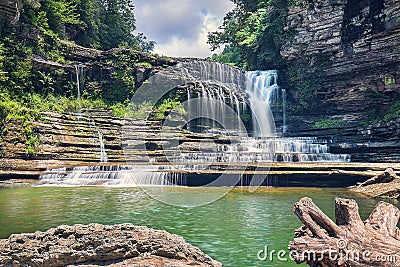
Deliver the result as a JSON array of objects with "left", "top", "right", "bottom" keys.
[{"left": 131, "top": 0, "right": 234, "bottom": 58}]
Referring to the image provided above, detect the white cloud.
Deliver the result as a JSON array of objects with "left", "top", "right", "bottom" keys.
[
  {"left": 132, "top": 0, "right": 234, "bottom": 58},
  {"left": 154, "top": 13, "right": 226, "bottom": 58}
]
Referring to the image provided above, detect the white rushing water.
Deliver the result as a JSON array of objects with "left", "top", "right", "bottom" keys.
[
  {"left": 97, "top": 129, "right": 108, "bottom": 163},
  {"left": 245, "top": 70, "right": 284, "bottom": 137},
  {"left": 39, "top": 165, "right": 185, "bottom": 187},
  {"left": 171, "top": 137, "right": 350, "bottom": 163}
]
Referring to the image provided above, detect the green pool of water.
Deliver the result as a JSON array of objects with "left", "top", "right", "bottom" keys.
[{"left": 0, "top": 186, "right": 394, "bottom": 266}]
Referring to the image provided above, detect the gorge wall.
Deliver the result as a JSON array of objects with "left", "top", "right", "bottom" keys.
[
  {"left": 279, "top": 0, "right": 400, "bottom": 160},
  {"left": 282, "top": 0, "right": 400, "bottom": 117}
]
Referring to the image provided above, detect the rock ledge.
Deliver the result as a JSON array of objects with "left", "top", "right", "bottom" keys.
[{"left": 0, "top": 223, "right": 221, "bottom": 267}]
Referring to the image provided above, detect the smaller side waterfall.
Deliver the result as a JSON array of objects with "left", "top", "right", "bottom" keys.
[
  {"left": 75, "top": 113, "right": 109, "bottom": 163},
  {"left": 74, "top": 65, "right": 85, "bottom": 107},
  {"left": 97, "top": 130, "right": 108, "bottom": 163},
  {"left": 73, "top": 65, "right": 108, "bottom": 163}
]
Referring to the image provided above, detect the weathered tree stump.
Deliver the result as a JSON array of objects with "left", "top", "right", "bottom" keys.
[
  {"left": 349, "top": 168, "right": 400, "bottom": 199},
  {"left": 289, "top": 197, "right": 400, "bottom": 266}
]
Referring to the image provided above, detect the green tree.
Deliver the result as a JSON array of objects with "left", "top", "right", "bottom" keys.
[
  {"left": 74, "top": 0, "right": 102, "bottom": 48},
  {"left": 208, "top": 0, "right": 288, "bottom": 70},
  {"left": 97, "top": 0, "right": 136, "bottom": 50},
  {"left": 0, "top": 43, "right": 8, "bottom": 83}
]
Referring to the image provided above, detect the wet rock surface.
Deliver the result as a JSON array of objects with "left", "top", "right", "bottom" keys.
[{"left": 0, "top": 223, "right": 221, "bottom": 267}]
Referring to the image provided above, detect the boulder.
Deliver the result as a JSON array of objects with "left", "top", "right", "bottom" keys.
[{"left": 0, "top": 223, "right": 221, "bottom": 267}]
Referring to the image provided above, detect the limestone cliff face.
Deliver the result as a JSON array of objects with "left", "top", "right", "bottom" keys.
[{"left": 282, "top": 0, "right": 400, "bottom": 115}]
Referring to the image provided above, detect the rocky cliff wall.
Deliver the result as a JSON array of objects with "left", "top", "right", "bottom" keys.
[{"left": 282, "top": 0, "right": 400, "bottom": 116}]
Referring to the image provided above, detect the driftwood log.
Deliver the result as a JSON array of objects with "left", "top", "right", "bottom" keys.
[
  {"left": 290, "top": 197, "right": 400, "bottom": 266},
  {"left": 349, "top": 168, "right": 400, "bottom": 198}
]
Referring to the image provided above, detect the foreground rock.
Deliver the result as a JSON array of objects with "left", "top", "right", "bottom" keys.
[
  {"left": 349, "top": 168, "right": 400, "bottom": 198},
  {"left": 290, "top": 198, "right": 400, "bottom": 266},
  {"left": 0, "top": 223, "right": 221, "bottom": 267}
]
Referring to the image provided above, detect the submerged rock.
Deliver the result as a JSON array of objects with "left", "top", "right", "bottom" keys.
[{"left": 0, "top": 223, "right": 221, "bottom": 267}]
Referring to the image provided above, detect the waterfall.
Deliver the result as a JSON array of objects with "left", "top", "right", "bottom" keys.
[
  {"left": 73, "top": 64, "right": 108, "bottom": 163},
  {"left": 39, "top": 61, "right": 352, "bottom": 188},
  {"left": 245, "top": 70, "right": 283, "bottom": 137},
  {"left": 282, "top": 89, "right": 287, "bottom": 133},
  {"left": 74, "top": 65, "right": 84, "bottom": 108},
  {"left": 39, "top": 165, "right": 185, "bottom": 187},
  {"left": 185, "top": 81, "right": 246, "bottom": 135},
  {"left": 97, "top": 130, "right": 108, "bottom": 163},
  {"left": 169, "top": 137, "right": 350, "bottom": 163}
]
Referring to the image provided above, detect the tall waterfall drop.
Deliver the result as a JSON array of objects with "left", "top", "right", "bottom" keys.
[{"left": 245, "top": 70, "right": 284, "bottom": 137}]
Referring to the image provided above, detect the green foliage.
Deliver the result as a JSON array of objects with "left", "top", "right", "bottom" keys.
[
  {"left": 384, "top": 76, "right": 395, "bottom": 86},
  {"left": 100, "top": 49, "right": 140, "bottom": 103},
  {"left": 211, "top": 46, "right": 242, "bottom": 67},
  {"left": 0, "top": 43, "right": 7, "bottom": 82},
  {"left": 314, "top": 118, "right": 342, "bottom": 129},
  {"left": 124, "top": 102, "right": 153, "bottom": 119},
  {"left": 208, "top": 0, "right": 289, "bottom": 70},
  {"left": 136, "top": 62, "right": 152, "bottom": 68},
  {"left": 384, "top": 100, "right": 400, "bottom": 121},
  {"left": 0, "top": 0, "right": 157, "bottom": 153},
  {"left": 4, "top": 0, "right": 154, "bottom": 53},
  {"left": 287, "top": 55, "right": 332, "bottom": 112},
  {"left": 75, "top": 0, "right": 154, "bottom": 51},
  {"left": 154, "top": 98, "right": 187, "bottom": 120}
]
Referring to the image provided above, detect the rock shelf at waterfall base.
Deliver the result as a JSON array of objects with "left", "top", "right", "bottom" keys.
[
  {"left": 0, "top": 223, "right": 221, "bottom": 267},
  {"left": 2, "top": 161, "right": 400, "bottom": 188}
]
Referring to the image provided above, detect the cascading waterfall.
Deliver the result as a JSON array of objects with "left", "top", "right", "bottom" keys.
[
  {"left": 186, "top": 80, "right": 246, "bottom": 135},
  {"left": 168, "top": 66, "right": 350, "bottom": 164},
  {"left": 39, "top": 165, "right": 185, "bottom": 186},
  {"left": 172, "top": 137, "right": 350, "bottom": 163},
  {"left": 40, "top": 61, "right": 350, "bottom": 187},
  {"left": 245, "top": 70, "right": 283, "bottom": 137}
]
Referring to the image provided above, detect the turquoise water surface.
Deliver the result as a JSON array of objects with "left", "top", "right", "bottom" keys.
[{"left": 0, "top": 186, "right": 392, "bottom": 266}]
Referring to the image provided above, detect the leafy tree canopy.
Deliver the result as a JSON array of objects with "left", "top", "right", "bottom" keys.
[
  {"left": 7, "top": 0, "right": 155, "bottom": 52},
  {"left": 208, "top": 0, "right": 289, "bottom": 70}
]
